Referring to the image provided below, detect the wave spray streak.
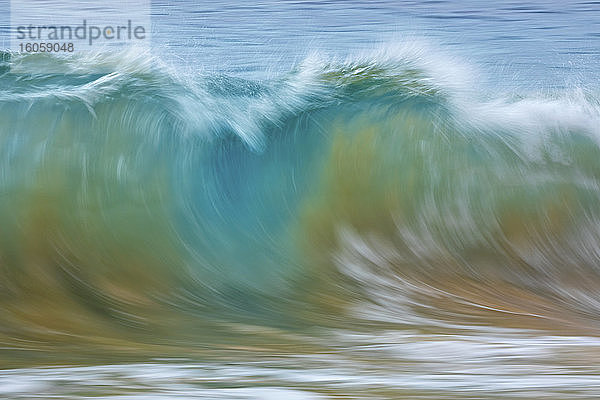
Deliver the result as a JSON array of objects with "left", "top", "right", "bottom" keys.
[{"left": 1, "top": 46, "right": 600, "bottom": 362}]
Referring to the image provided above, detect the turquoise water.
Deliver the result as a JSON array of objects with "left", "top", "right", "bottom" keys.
[{"left": 1, "top": 1, "right": 600, "bottom": 399}]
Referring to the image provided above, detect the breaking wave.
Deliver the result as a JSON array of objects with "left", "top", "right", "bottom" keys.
[{"left": 1, "top": 44, "right": 600, "bottom": 362}]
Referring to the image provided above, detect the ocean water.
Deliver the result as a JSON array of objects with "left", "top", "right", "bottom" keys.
[{"left": 1, "top": 1, "right": 600, "bottom": 399}]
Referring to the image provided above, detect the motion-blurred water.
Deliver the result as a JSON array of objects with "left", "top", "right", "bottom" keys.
[{"left": 1, "top": 1, "right": 600, "bottom": 399}]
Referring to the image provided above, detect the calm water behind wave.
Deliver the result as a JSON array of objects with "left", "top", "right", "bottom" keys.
[{"left": 1, "top": 0, "right": 599, "bottom": 85}]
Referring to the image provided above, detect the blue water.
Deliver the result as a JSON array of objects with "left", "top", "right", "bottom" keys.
[
  {"left": 147, "top": 1, "right": 600, "bottom": 87},
  {"left": 1, "top": 0, "right": 599, "bottom": 85}
]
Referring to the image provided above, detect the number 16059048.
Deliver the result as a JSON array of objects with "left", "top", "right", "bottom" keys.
[{"left": 19, "top": 42, "right": 74, "bottom": 53}]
